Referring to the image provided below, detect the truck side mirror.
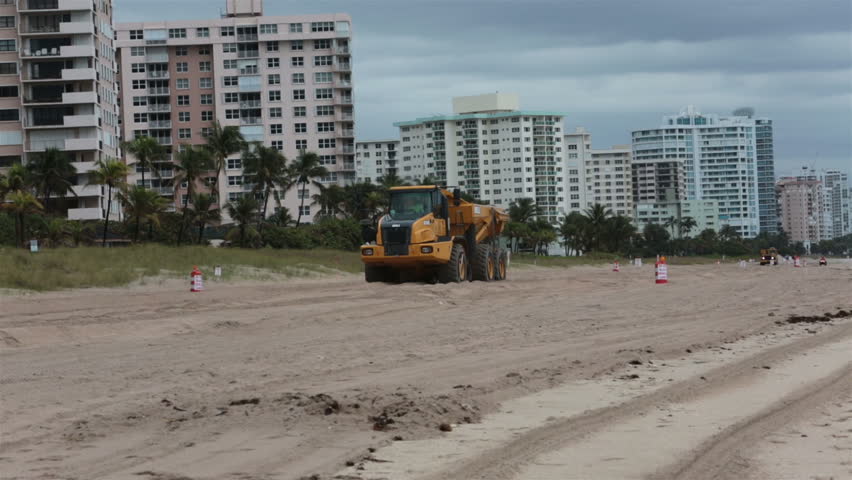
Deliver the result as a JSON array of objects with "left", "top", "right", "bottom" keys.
[
  {"left": 453, "top": 188, "right": 461, "bottom": 206},
  {"left": 441, "top": 197, "right": 449, "bottom": 219}
]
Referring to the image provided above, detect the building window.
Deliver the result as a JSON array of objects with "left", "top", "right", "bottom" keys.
[
  {"left": 270, "top": 124, "right": 283, "bottom": 135},
  {"left": 317, "top": 122, "right": 334, "bottom": 132},
  {"left": 0, "top": 39, "right": 15, "bottom": 52},
  {"left": 133, "top": 112, "right": 147, "bottom": 123},
  {"left": 260, "top": 24, "right": 278, "bottom": 34},
  {"left": 227, "top": 158, "right": 242, "bottom": 169},
  {"left": 318, "top": 138, "right": 336, "bottom": 148},
  {"left": 271, "top": 140, "right": 283, "bottom": 151},
  {"left": 198, "top": 46, "right": 211, "bottom": 55},
  {"left": 175, "top": 46, "right": 188, "bottom": 56},
  {"left": 268, "top": 74, "right": 280, "bottom": 85},
  {"left": 0, "top": 16, "right": 15, "bottom": 28},
  {"left": 315, "top": 88, "right": 333, "bottom": 99},
  {"left": 289, "top": 23, "right": 303, "bottom": 33},
  {"left": 196, "top": 27, "right": 209, "bottom": 38},
  {"left": 224, "top": 92, "right": 239, "bottom": 103},
  {"left": 269, "top": 107, "right": 282, "bottom": 118},
  {"left": 200, "top": 94, "right": 213, "bottom": 105},
  {"left": 221, "top": 26, "right": 235, "bottom": 37},
  {"left": 313, "top": 55, "right": 333, "bottom": 66},
  {"left": 316, "top": 105, "right": 334, "bottom": 116},
  {"left": 314, "top": 72, "right": 333, "bottom": 83},
  {"left": 290, "top": 40, "right": 303, "bottom": 51},
  {"left": 223, "top": 43, "right": 237, "bottom": 53},
  {"left": 131, "top": 79, "right": 146, "bottom": 89},
  {"left": 299, "top": 205, "right": 310, "bottom": 216},
  {"left": 293, "top": 106, "right": 306, "bottom": 117},
  {"left": 130, "top": 46, "right": 145, "bottom": 56},
  {"left": 268, "top": 90, "right": 281, "bottom": 102},
  {"left": 266, "top": 41, "right": 279, "bottom": 52},
  {"left": 177, "top": 95, "right": 190, "bottom": 106},
  {"left": 176, "top": 78, "right": 189, "bottom": 89},
  {"left": 314, "top": 39, "right": 331, "bottom": 49},
  {"left": 132, "top": 96, "right": 147, "bottom": 106},
  {"left": 176, "top": 62, "right": 188, "bottom": 72},
  {"left": 201, "top": 111, "right": 213, "bottom": 121},
  {"left": 0, "top": 62, "right": 16, "bottom": 75},
  {"left": 267, "top": 57, "right": 279, "bottom": 68},
  {"left": 199, "top": 78, "right": 212, "bottom": 89},
  {"left": 223, "top": 76, "right": 238, "bottom": 87},
  {"left": 291, "top": 56, "right": 304, "bottom": 67},
  {"left": 311, "top": 22, "right": 334, "bottom": 32},
  {"left": 168, "top": 28, "right": 186, "bottom": 39},
  {"left": 295, "top": 139, "right": 307, "bottom": 150},
  {"left": 0, "top": 109, "right": 19, "bottom": 122},
  {"left": 292, "top": 89, "right": 305, "bottom": 100},
  {"left": 294, "top": 123, "right": 307, "bottom": 133},
  {"left": 178, "top": 111, "right": 191, "bottom": 122},
  {"left": 129, "top": 29, "right": 144, "bottom": 40},
  {"left": 225, "top": 109, "right": 239, "bottom": 119},
  {"left": 199, "top": 61, "right": 212, "bottom": 72},
  {"left": 291, "top": 73, "right": 304, "bottom": 84},
  {"left": 131, "top": 63, "right": 145, "bottom": 73},
  {"left": 223, "top": 59, "right": 237, "bottom": 69}
]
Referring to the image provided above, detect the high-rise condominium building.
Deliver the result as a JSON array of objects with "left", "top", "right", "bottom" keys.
[
  {"left": 632, "top": 106, "right": 774, "bottom": 238},
  {"left": 822, "top": 170, "right": 850, "bottom": 238},
  {"left": 1, "top": 0, "right": 120, "bottom": 221},
  {"left": 562, "top": 128, "right": 590, "bottom": 214},
  {"left": 116, "top": 0, "right": 353, "bottom": 223},
  {"left": 394, "top": 93, "right": 567, "bottom": 222},
  {"left": 355, "top": 139, "right": 398, "bottom": 183},
  {"left": 586, "top": 145, "right": 632, "bottom": 217},
  {"left": 776, "top": 177, "right": 825, "bottom": 246}
]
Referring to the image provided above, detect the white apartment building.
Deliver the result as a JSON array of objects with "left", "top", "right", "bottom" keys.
[
  {"left": 822, "top": 170, "right": 851, "bottom": 238},
  {"left": 562, "top": 128, "right": 590, "bottom": 214},
  {"left": 1, "top": 0, "right": 121, "bottom": 221},
  {"left": 632, "top": 106, "right": 774, "bottom": 239},
  {"left": 116, "top": 0, "right": 353, "bottom": 223},
  {"left": 394, "top": 93, "right": 568, "bottom": 223},
  {"left": 355, "top": 139, "right": 398, "bottom": 183},
  {"left": 587, "top": 145, "right": 632, "bottom": 217}
]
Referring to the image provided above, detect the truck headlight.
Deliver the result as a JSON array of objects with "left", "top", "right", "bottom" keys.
[
  {"left": 363, "top": 248, "right": 374, "bottom": 256},
  {"left": 421, "top": 246, "right": 433, "bottom": 254}
]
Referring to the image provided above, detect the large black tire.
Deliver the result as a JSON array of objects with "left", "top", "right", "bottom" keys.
[
  {"left": 438, "top": 244, "right": 468, "bottom": 283},
  {"left": 472, "top": 244, "right": 495, "bottom": 281},
  {"left": 495, "top": 248, "right": 508, "bottom": 281},
  {"left": 365, "top": 265, "right": 389, "bottom": 283}
]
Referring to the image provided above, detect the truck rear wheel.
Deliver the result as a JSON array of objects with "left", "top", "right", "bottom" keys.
[
  {"left": 495, "top": 249, "right": 508, "bottom": 280},
  {"left": 438, "top": 244, "right": 467, "bottom": 283},
  {"left": 473, "top": 244, "right": 495, "bottom": 281},
  {"left": 365, "top": 265, "right": 389, "bottom": 283}
]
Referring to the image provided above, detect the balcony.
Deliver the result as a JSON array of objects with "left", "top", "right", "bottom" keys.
[
  {"left": 336, "top": 111, "right": 353, "bottom": 121},
  {"left": 340, "top": 129, "right": 354, "bottom": 137},
  {"left": 238, "top": 67, "right": 258, "bottom": 75},
  {"left": 240, "top": 117, "right": 262, "bottom": 125},
  {"left": 237, "top": 34, "right": 258, "bottom": 42},
  {"left": 339, "top": 145, "right": 355, "bottom": 154},
  {"left": 154, "top": 186, "right": 174, "bottom": 195},
  {"left": 22, "top": 44, "right": 96, "bottom": 58},
  {"left": 239, "top": 100, "right": 261, "bottom": 108},
  {"left": 20, "top": 0, "right": 93, "bottom": 12},
  {"left": 61, "top": 67, "right": 96, "bottom": 81},
  {"left": 62, "top": 114, "right": 97, "bottom": 127},
  {"left": 148, "top": 120, "right": 171, "bottom": 129},
  {"left": 336, "top": 46, "right": 350, "bottom": 54},
  {"left": 158, "top": 169, "right": 175, "bottom": 179},
  {"left": 67, "top": 207, "right": 103, "bottom": 220},
  {"left": 333, "top": 79, "right": 352, "bottom": 88},
  {"left": 237, "top": 50, "right": 259, "bottom": 58},
  {"left": 147, "top": 104, "right": 171, "bottom": 112},
  {"left": 71, "top": 161, "right": 95, "bottom": 172},
  {"left": 59, "top": 21, "right": 93, "bottom": 34},
  {"left": 145, "top": 52, "right": 169, "bottom": 63},
  {"left": 341, "top": 162, "right": 355, "bottom": 171},
  {"left": 147, "top": 87, "right": 169, "bottom": 96},
  {"left": 333, "top": 62, "right": 351, "bottom": 72},
  {"left": 146, "top": 70, "right": 169, "bottom": 79},
  {"left": 63, "top": 91, "right": 97, "bottom": 104},
  {"left": 336, "top": 95, "right": 353, "bottom": 105},
  {"left": 72, "top": 184, "right": 102, "bottom": 197},
  {"left": 154, "top": 137, "right": 172, "bottom": 145},
  {"left": 65, "top": 137, "right": 99, "bottom": 150}
]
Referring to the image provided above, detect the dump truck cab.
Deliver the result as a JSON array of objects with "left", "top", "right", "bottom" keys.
[
  {"left": 361, "top": 186, "right": 509, "bottom": 283},
  {"left": 760, "top": 247, "right": 779, "bottom": 266}
]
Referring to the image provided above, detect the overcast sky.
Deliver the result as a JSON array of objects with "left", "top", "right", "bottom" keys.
[{"left": 116, "top": 0, "right": 852, "bottom": 176}]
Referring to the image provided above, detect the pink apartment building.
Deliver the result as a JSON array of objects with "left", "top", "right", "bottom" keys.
[
  {"left": 776, "top": 177, "right": 825, "bottom": 246},
  {"left": 115, "top": 0, "right": 353, "bottom": 223},
  {"left": 0, "top": 0, "right": 121, "bottom": 221}
]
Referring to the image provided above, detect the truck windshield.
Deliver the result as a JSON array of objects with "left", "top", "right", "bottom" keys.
[{"left": 389, "top": 191, "right": 433, "bottom": 221}]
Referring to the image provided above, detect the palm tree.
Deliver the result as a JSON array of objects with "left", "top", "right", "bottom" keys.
[
  {"left": 173, "top": 146, "right": 213, "bottom": 246},
  {"left": 204, "top": 121, "right": 245, "bottom": 200},
  {"left": 290, "top": 150, "right": 328, "bottom": 226},
  {"left": 66, "top": 220, "right": 94, "bottom": 247},
  {"left": 559, "top": 211, "right": 587, "bottom": 256},
  {"left": 42, "top": 217, "right": 69, "bottom": 248},
  {"left": 116, "top": 185, "right": 168, "bottom": 242},
  {"left": 189, "top": 193, "right": 221, "bottom": 244},
  {"left": 663, "top": 215, "right": 679, "bottom": 238},
  {"left": 1, "top": 191, "right": 43, "bottom": 248},
  {"left": 241, "top": 143, "right": 291, "bottom": 234},
  {"left": 0, "top": 163, "right": 30, "bottom": 198},
  {"left": 508, "top": 198, "right": 540, "bottom": 224},
  {"left": 679, "top": 216, "right": 697, "bottom": 239},
  {"left": 122, "top": 135, "right": 167, "bottom": 188},
  {"left": 378, "top": 172, "right": 407, "bottom": 190},
  {"left": 26, "top": 147, "right": 77, "bottom": 213},
  {"left": 719, "top": 224, "right": 740, "bottom": 242},
  {"left": 418, "top": 175, "right": 438, "bottom": 186},
  {"left": 603, "top": 215, "right": 637, "bottom": 253},
  {"left": 312, "top": 183, "right": 347, "bottom": 219},
  {"left": 583, "top": 203, "right": 613, "bottom": 251},
  {"left": 90, "top": 158, "right": 129, "bottom": 247},
  {"left": 225, "top": 195, "right": 259, "bottom": 248}
]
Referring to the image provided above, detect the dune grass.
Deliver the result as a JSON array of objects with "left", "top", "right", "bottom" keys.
[{"left": 0, "top": 245, "right": 363, "bottom": 292}]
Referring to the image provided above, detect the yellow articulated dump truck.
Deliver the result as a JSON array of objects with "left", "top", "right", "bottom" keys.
[{"left": 361, "top": 186, "right": 510, "bottom": 283}]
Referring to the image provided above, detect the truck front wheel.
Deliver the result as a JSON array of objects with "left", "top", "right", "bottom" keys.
[{"left": 438, "top": 244, "right": 468, "bottom": 283}]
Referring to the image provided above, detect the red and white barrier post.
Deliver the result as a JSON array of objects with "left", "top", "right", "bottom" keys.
[
  {"left": 655, "top": 256, "right": 668, "bottom": 284},
  {"left": 191, "top": 266, "right": 204, "bottom": 292},
  {"left": 613, "top": 260, "right": 620, "bottom": 272}
]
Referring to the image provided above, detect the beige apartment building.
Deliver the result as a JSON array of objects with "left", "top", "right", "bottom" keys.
[
  {"left": 777, "top": 177, "right": 824, "bottom": 246},
  {"left": 1, "top": 0, "right": 121, "bottom": 221},
  {"left": 355, "top": 139, "right": 398, "bottom": 183},
  {"left": 115, "top": 0, "right": 353, "bottom": 222},
  {"left": 586, "top": 145, "right": 633, "bottom": 217}
]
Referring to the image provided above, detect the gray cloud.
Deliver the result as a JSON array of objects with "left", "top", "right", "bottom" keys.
[{"left": 115, "top": 0, "right": 852, "bottom": 172}]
